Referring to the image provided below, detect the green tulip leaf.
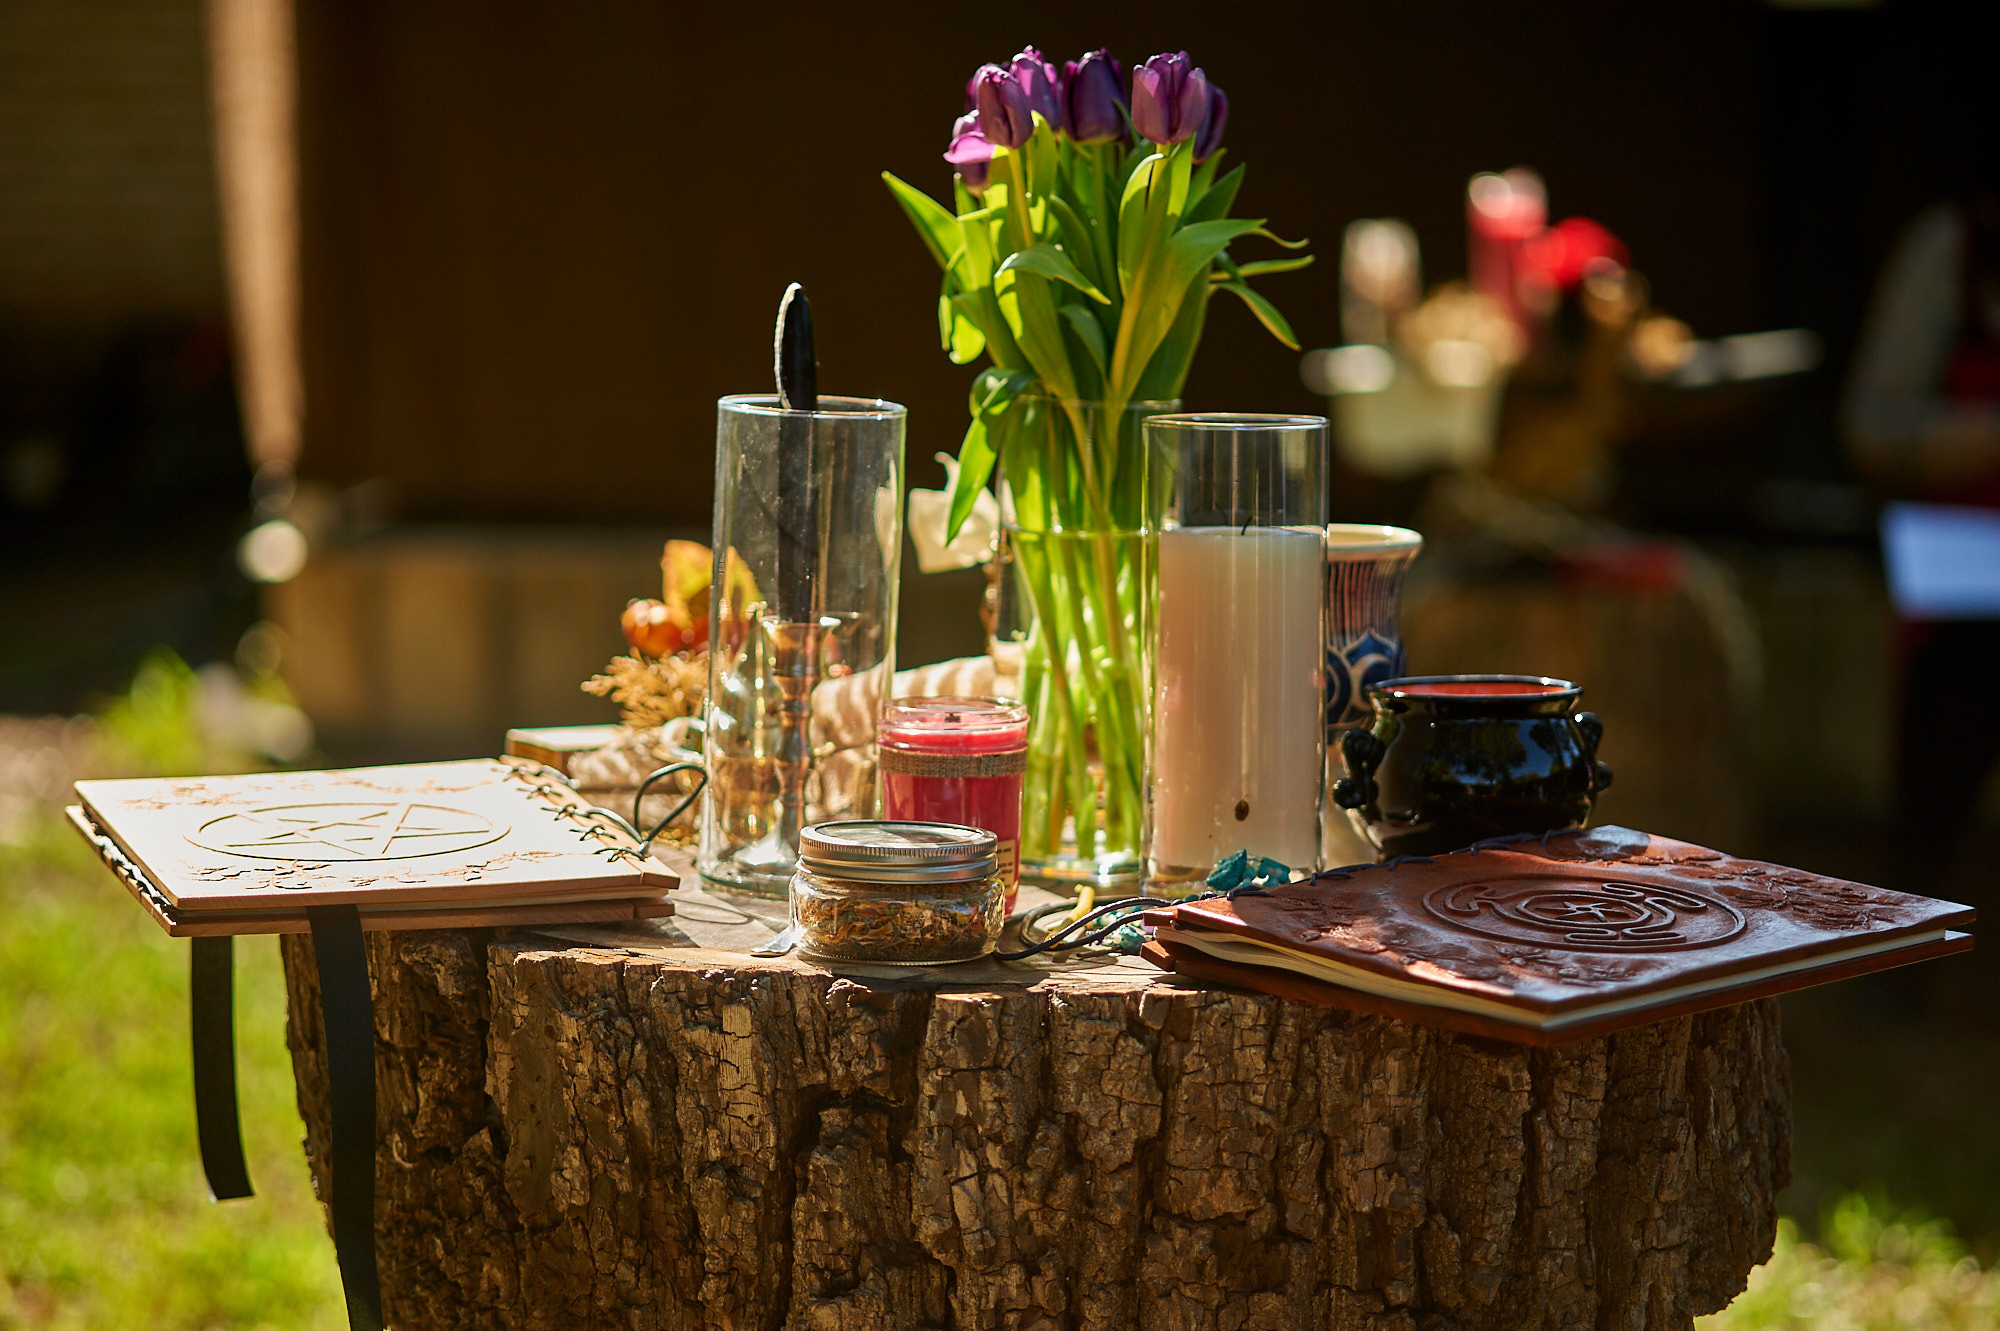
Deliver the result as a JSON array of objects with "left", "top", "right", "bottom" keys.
[
  {"left": 1250, "top": 226, "right": 1311, "bottom": 250},
  {"left": 1161, "top": 140, "right": 1194, "bottom": 227},
  {"left": 969, "top": 365, "right": 1034, "bottom": 418},
  {"left": 1184, "top": 163, "right": 1246, "bottom": 227},
  {"left": 1133, "top": 278, "right": 1213, "bottom": 402},
  {"left": 1060, "top": 304, "right": 1110, "bottom": 380},
  {"left": 883, "top": 172, "right": 961, "bottom": 272},
  {"left": 1115, "top": 218, "right": 1267, "bottom": 393},
  {"left": 942, "top": 294, "right": 987, "bottom": 363},
  {"left": 996, "top": 268, "right": 1079, "bottom": 402},
  {"left": 957, "top": 205, "right": 1003, "bottom": 291},
  {"left": 1027, "top": 117, "right": 1061, "bottom": 197},
  {"left": 1043, "top": 197, "right": 1105, "bottom": 290},
  {"left": 1190, "top": 149, "right": 1225, "bottom": 200},
  {"left": 948, "top": 415, "right": 997, "bottom": 543},
  {"left": 999, "top": 244, "right": 1111, "bottom": 304},
  {"left": 1116, "top": 152, "right": 1164, "bottom": 295},
  {"left": 1231, "top": 255, "right": 1316, "bottom": 278},
  {"left": 947, "top": 368, "right": 1034, "bottom": 540},
  {"left": 1169, "top": 218, "right": 1268, "bottom": 267},
  {"left": 1117, "top": 142, "right": 1152, "bottom": 194},
  {"left": 1214, "top": 278, "right": 1300, "bottom": 349}
]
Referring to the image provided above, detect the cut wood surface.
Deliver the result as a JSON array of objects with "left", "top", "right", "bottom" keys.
[{"left": 279, "top": 851, "right": 1790, "bottom": 1330}]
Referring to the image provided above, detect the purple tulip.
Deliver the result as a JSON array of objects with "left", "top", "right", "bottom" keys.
[
  {"left": 1130, "top": 51, "right": 1210, "bottom": 146},
  {"left": 1009, "top": 46, "right": 1064, "bottom": 132},
  {"left": 1192, "top": 84, "right": 1228, "bottom": 161},
  {"left": 944, "top": 112, "right": 993, "bottom": 191},
  {"left": 1063, "top": 49, "right": 1126, "bottom": 143},
  {"left": 974, "top": 66, "right": 1035, "bottom": 149}
]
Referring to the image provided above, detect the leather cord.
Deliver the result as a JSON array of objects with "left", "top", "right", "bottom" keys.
[
  {"left": 308, "top": 906, "right": 383, "bottom": 1331},
  {"left": 189, "top": 936, "right": 253, "bottom": 1201}
]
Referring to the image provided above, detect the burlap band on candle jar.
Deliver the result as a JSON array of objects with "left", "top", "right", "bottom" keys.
[{"left": 878, "top": 748, "right": 1027, "bottom": 779}]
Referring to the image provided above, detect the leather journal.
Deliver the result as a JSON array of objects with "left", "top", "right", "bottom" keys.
[
  {"left": 69, "top": 756, "right": 679, "bottom": 1331},
  {"left": 1143, "top": 825, "right": 1973, "bottom": 1046}
]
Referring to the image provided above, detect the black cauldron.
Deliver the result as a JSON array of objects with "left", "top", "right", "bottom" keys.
[{"left": 1330, "top": 675, "right": 1613, "bottom": 860}]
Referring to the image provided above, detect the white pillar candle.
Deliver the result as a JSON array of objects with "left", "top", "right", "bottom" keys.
[{"left": 1150, "top": 526, "right": 1324, "bottom": 872}]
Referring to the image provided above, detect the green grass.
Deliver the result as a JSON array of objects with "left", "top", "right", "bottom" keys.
[
  {"left": 0, "top": 813, "right": 342, "bottom": 1328},
  {"left": 1699, "top": 1196, "right": 2000, "bottom": 1330}
]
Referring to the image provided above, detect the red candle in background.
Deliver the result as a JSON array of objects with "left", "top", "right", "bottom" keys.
[
  {"left": 1467, "top": 167, "right": 1547, "bottom": 335},
  {"left": 878, "top": 697, "right": 1027, "bottom": 909}
]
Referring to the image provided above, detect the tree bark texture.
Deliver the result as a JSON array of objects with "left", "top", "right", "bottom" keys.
[{"left": 280, "top": 931, "right": 1790, "bottom": 1331}]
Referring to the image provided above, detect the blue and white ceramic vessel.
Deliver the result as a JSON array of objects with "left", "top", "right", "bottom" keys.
[
  {"left": 1324, "top": 524, "right": 1422, "bottom": 863},
  {"left": 1326, "top": 525, "right": 1423, "bottom": 728}
]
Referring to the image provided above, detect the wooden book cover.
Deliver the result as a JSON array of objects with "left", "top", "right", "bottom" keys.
[
  {"left": 1144, "top": 825, "right": 1974, "bottom": 1044},
  {"left": 73, "top": 758, "right": 677, "bottom": 920},
  {"left": 67, "top": 804, "right": 674, "bottom": 937}
]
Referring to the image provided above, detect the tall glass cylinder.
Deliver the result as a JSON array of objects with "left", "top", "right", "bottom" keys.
[
  {"left": 700, "top": 394, "right": 906, "bottom": 896},
  {"left": 1144, "top": 414, "right": 1328, "bottom": 892}
]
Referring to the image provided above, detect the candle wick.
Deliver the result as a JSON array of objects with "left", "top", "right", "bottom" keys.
[{"left": 943, "top": 712, "right": 961, "bottom": 723}]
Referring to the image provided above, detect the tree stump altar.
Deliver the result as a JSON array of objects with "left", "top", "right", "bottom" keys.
[{"left": 278, "top": 859, "right": 1790, "bottom": 1330}]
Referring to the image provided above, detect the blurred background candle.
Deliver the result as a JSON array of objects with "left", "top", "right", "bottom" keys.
[
  {"left": 1145, "top": 414, "right": 1328, "bottom": 891},
  {"left": 879, "top": 696, "right": 1027, "bottom": 907}
]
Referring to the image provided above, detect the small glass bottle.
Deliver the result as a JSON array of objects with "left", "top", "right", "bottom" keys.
[
  {"left": 791, "top": 821, "right": 1004, "bottom": 966},
  {"left": 878, "top": 697, "right": 1027, "bottom": 909}
]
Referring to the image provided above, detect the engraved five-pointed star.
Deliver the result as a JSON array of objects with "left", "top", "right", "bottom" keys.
[{"left": 216, "top": 804, "right": 471, "bottom": 858}]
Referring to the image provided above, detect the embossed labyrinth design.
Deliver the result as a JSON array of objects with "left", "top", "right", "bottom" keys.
[
  {"left": 1423, "top": 876, "right": 1747, "bottom": 950},
  {"left": 188, "top": 802, "right": 507, "bottom": 861}
]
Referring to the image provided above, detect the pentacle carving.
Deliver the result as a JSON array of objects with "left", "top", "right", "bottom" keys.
[
  {"left": 187, "top": 802, "right": 507, "bottom": 862},
  {"left": 1422, "top": 876, "right": 1746, "bottom": 951}
]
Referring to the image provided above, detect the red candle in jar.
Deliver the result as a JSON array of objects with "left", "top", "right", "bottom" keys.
[{"left": 878, "top": 697, "right": 1028, "bottom": 908}]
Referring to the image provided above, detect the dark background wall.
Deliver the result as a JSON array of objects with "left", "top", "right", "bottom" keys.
[
  {"left": 3, "top": 0, "right": 1993, "bottom": 709},
  {"left": 284, "top": 0, "right": 1983, "bottom": 525}
]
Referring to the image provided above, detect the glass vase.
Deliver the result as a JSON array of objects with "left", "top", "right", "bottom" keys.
[
  {"left": 1144, "top": 413, "right": 1329, "bottom": 893},
  {"left": 988, "top": 396, "right": 1177, "bottom": 887},
  {"left": 699, "top": 394, "right": 906, "bottom": 897}
]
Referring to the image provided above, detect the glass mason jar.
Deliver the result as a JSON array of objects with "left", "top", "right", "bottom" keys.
[
  {"left": 699, "top": 395, "right": 906, "bottom": 897},
  {"left": 986, "top": 395, "right": 1178, "bottom": 888},
  {"left": 1144, "top": 413, "right": 1329, "bottom": 893},
  {"left": 790, "top": 820, "right": 1005, "bottom": 965}
]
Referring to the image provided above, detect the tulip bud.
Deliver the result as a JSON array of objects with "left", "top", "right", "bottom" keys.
[
  {"left": 1063, "top": 49, "right": 1126, "bottom": 144},
  {"left": 944, "top": 112, "right": 994, "bottom": 192},
  {"left": 1009, "top": 46, "right": 1064, "bottom": 133},
  {"left": 1130, "top": 51, "right": 1210, "bottom": 146},
  {"left": 1193, "top": 84, "right": 1228, "bottom": 162},
  {"left": 974, "top": 65, "right": 1035, "bottom": 149}
]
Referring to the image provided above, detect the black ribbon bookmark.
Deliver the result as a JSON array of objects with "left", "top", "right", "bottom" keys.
[
  {"left": 187, "top": 917, "right": 381, "bottom": 1329},
  {"left": 308, "top": 905, "right": 383, "bottom": 1331},
  {"left": 189, "top": 936, "right": 253, "bottom": 1201}
]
